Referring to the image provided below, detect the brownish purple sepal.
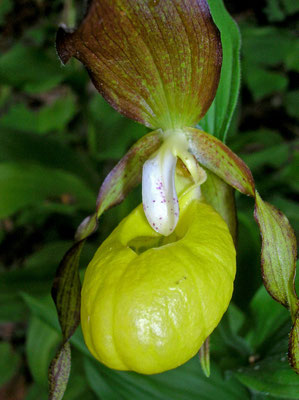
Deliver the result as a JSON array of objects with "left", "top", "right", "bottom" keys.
[
  {"left": 74, "top": 130, "right": 162, "bottom": 241},
  {"left": 254, "top": 193, "right": 298, "bottom": 314},
  {"left": 288, "top": 313, "right": 299, "bottom": 374},
  {"left": 48, "top": 342, "right": 71, "bottom": 400},
  {"left": 185, "top": 127, "right": 255, "bottom": 196},
  {"left": 55, "top": 0, "right": 222, "bottom": 129},
  {"left": 51, "top": 240, "right": 84, "bottom": 342},
  {"left": 96, "top": 130, "right": 162, "bottom": 215},
  {"left": 75, "top": 214, "right": 98, "bottom": 242}
]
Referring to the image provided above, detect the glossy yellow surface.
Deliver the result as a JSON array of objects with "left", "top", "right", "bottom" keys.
[{"left": 81, "top": 189, "right": 236, "bottom": 374}]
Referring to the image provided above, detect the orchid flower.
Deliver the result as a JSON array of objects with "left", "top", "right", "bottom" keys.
[{"left": 49, "top": 0, "right": 298, "bottom": 398}]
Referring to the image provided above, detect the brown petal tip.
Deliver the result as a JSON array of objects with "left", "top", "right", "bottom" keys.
[{"left": 56, "top": 25, "right": 76, "bottom": 65}]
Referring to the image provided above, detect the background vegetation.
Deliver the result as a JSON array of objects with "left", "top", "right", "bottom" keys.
[{"left": 0, "top": 0, "right": 298, "bottom": 399}]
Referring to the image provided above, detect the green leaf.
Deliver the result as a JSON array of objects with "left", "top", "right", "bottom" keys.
[
  {"left": 241, "top": 26, "right": 295, "bottom": 99},
  {"left": 284, "top": 90, "right": 299, "bottom": 119},
  {"left": 275, "top": 151, "right": 299, "bottom": 193},
  {"left": 201, "top": 0, "right": 241, "bottom": 142},
  {"left": 21, "top": 293, "right": 61, "bottom": 333},
  {"left": 240, "top": 142, "right": 289, "bottom": 173},
  {"left": 88, "top": 95, "right": 147, "bottom": 160},
  {"left": 229, "top": 129, "right": 284, "bottom": 153},
  {"left": 0, "top": 342, "right": 20, "bottom": 386},
  {"left": 0, "top": 299, "right": 26, "bottom": 323},
  {"left": 285, "top": 40, "right": 299, "bottom": 72},
  {"left": 234, "top": 354, "right": 299, "bottom": 398},
  {"left": 0, "top": 242, "right": 74, "bottom": 315},
  {"left": 0, "top": 44, "right": 66, "bottom": 93},
  {"left": 264, "top": 0, "right": 299, "bottom": 21},
  {"left": 264, "top": 0, "right": 286, "bottom": 21},
  {"left": 24, "top": 293, "right": 250, "bottom": 400},
  {"left": 49, "top": 342, "right": 71, "bottom": 400},
  {"left": 185, "top": 128, "right": 255, "bottom": 196},
  {"left": 211, "top": 308, "right": 251, "bottom": 365},
  {"left": 0, "top": 129, "right": 99, "bottom": 189},
  {"left": 22, "top": 292, "right": 89, "bottom": 357},
  {"left": 254, "top": 192, "right": 298, "bottom": 315},
  {"left": 84, "top": 357, "right": 250, "bottom": 400},
  {"left": 241, "top": 26, "right": 294, "bottom": 67},
  {"left": 0, "top": 0, "right": 12, "bottom": 25},
  {"left": 284, "top": 0, "right": 299, "bottom": 14},
  {"left": 26, "top": 316, "right": 61, "bottom": 387},
  {"left": 0, "top": 92, "right": 77, "bottom": 134},
  {"left": 56, "top": 0, "right": 222, "bottom": 130},
  {"left": 246, "top": 285, "right": 290, "bottom": 351},
  {"left": 27, "top": 355, "right": 95, "bottom": 400},
  {"left": 84, "top": 358, "right": 123, "bottom": 400},
  {"left": 243, "top": 62, "right": 288, "bottom": 100},
  {"left": 0, "top": 162, "right": 95, "bottom": 218},
  {"left": 63, "top": 351, "right": 96, "bottom": 400},
  {"left": 25, "top": 384, "right": 48, "bottom": 400}
]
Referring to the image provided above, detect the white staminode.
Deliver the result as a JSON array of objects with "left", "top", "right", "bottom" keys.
[
  {"left": 142, "top": 129, "right": 206, "bottom": 236},
  {"left": 142, "top": 145, "right": 178, "bottom": 236}
]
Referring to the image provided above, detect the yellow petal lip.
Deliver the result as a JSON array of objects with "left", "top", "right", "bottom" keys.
[{"left": 81, "top": 188, "right": 236, "bottom": 374}]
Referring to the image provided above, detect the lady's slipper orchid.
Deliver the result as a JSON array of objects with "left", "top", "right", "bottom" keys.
[
  {"left": 49, "top": 0, "right": 298, "bottom": 397},
  {"left": 81, "top": 185, "right": 236, "bottom": 374}
]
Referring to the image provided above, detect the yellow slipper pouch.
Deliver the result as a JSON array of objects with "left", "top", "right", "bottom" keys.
[{"left": 81, "top": 187, "right": 236, "bottom": 374}]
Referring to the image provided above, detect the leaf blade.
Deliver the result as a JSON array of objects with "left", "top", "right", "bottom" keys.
[
  {"left": 201, "top": 0, "right": 241, "bottom": 141},
  {"left": 234, "top": 354, "right": 299, "bottom": 398}
]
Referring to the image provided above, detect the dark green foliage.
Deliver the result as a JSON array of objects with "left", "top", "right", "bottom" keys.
[{"left": 0, "top": 1, "right": 298, "bottom": 399}]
